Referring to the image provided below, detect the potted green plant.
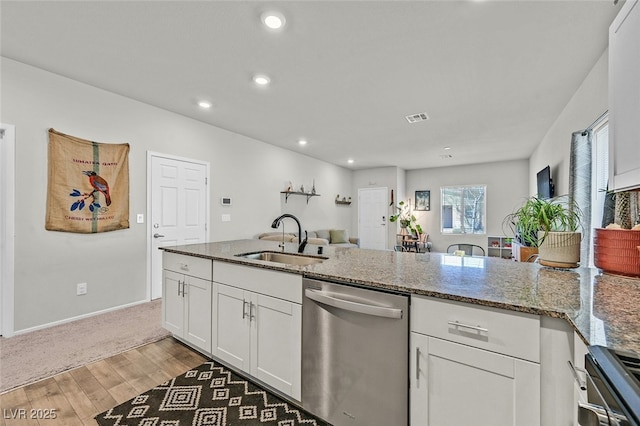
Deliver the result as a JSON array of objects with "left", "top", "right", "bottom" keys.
[
  {"left": 504, "top": 196, "right": 582, "bottom": 267},
  {"left": 390, "top": 201, "right": 423, "bottom": 235}
]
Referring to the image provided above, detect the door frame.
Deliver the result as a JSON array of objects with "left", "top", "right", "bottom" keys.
[
  {"left": 1, "top": 124, "right": 16, "bottom": 337},
  {"left": 146, "top": 151, "right": 210, "bottom": 300},
  {"left": 358, "top": 186, "right": 389, "bottom": 250}
]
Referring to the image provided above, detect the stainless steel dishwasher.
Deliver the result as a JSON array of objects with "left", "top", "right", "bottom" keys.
[{"left": 301, "top": 277, "right": 409, "bottom": 426}]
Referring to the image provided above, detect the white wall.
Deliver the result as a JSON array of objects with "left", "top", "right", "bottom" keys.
[
  {"left": 406, "top": 160, "right": 529, "bottom": 253},
  {"left": 529, "top": 49, "right": 609, "bottom": 196},
  {"left": 2, "top": 58, "right": 352, "bottom": 332}
]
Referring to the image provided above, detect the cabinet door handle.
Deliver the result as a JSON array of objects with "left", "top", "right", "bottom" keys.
[
  {"left": 568, "top": 360, "right": 587, "bottom": 391},
  {"left": 242, "top": 299, "right": 248, "bottom": 319},
  {"left": 249, "top": 302, "right": 256, "bottom": 321},
  {"left": 447, "top": 320, "right": 488, "bottom": 334},
  {"left": 415, "top": 346, "right": 420, "bottom": 382}
]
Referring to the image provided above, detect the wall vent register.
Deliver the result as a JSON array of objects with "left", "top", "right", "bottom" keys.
[{"left": 405, "top": 112, "right": 429, "bottom": 123}]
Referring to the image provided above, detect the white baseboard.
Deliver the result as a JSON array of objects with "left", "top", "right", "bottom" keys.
[{"left": 13, "top": 299, "right": 152, "bottom": 336}]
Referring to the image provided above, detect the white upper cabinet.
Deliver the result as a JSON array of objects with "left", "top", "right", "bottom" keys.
[{"left": 609, "top": 0, "right": 640, "bottom": 191}]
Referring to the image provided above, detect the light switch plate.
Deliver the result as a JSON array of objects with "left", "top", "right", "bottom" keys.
[
  {"left": 221, "top": 214, "right": 231, "bottom": 222},
  {"left": 77, "top": 282, "right": 87, "bottom": 295},
  {"left": 137, "top": 214, "right": 144, "bottom": 223}
]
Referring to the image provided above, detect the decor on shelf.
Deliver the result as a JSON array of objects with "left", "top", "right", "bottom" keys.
[
  {"left": 503, "top": 196, "right": 582, "bottom": 268},
  {"left": 390, "top": 200, "right": 423, "bottom": 235},
  {"left": 335, "top": 195, "right": 351, "bottom": 205},
  {"left": 415, "top": 190, "right": 430, "bottom": 211},
  {"left": 46, "top": 128, "right": 130, "bottom": 233}
]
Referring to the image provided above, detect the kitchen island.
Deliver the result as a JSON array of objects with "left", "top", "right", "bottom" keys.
[
  {"left": 161, "top": 239, "right": 640, "bottom": 425},
  {"left": 162, "top": 238, "right": 640, "bottom": 355}
]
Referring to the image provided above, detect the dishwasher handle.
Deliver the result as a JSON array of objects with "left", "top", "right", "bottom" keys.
[{"left": 305, "top": 288, "right": 403, "bottom": 319}]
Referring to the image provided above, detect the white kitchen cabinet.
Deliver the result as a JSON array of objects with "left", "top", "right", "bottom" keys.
[
  {"left": 609, "top": 0, "right": 640, "bottom": 191},
  {"left": 162, "top": 253, "right": 213, "bottom": 353},
  {"left": 214, "top": 282, "right": 251, "bottom": 369},
  {"left": 539, "top": 316, "right": 589, "bottom": 426},
  {"left": 212, "top": 261, "right": 302, "bottom": 400},
  {"left": 411, "top": 333, "right": 540, "bottom": 426},
  {"left": 410, "top": 295, "right": 541, "bottom": 426}
]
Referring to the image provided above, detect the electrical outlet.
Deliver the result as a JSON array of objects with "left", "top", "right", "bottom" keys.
[{"left": 77, "top": 282, "right": 87, "bottom": 295}]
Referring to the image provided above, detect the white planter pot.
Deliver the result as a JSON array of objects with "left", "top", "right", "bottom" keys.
[{"left": 538, "top": 231, "right": 581, "bottom": 268}]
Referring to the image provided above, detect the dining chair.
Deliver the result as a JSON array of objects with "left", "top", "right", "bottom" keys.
[{"left": 447, "top": 243, "right": 486, "bottom": 256}]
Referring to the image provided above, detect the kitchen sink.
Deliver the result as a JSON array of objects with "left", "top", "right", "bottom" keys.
[{"left": 236, "top": 251, "right": 327, "bottom": 266}]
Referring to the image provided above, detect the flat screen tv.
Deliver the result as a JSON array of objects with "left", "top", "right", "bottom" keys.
[{"left": 537, "top": 165, "right": 554, "bottom": 199}]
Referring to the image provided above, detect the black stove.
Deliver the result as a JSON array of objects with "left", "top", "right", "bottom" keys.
[{"left": 585, "top": 345, "right": 640, "bottom": 426}]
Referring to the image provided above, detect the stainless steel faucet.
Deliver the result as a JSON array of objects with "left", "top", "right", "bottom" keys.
[{"left": 271, "top": 214, "right": 308, "bottom": 253}]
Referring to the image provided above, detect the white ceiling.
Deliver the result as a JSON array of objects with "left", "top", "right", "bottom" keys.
[{"left": 0, "top": 1, "right": 622, "bottom": 170}]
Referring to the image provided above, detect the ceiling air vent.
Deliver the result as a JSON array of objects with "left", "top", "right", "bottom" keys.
[
  {"left": 440, "top": 154, "right": 453, "bottom": 159},
  {"left": 405, "top": 112, "right": 429, "bottom": 124}
]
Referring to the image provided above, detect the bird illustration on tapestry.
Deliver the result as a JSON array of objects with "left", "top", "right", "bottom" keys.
[
  {"left": 83, "top": 171, "right": 111, "bottom": 206},
  {"left": 69, "top": 171, "right": 112, "bottom": 212}
]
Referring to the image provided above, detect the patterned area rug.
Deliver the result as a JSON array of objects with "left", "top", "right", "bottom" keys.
[{"left": 95, "top": 360, "right": 330, "bottom": 426}]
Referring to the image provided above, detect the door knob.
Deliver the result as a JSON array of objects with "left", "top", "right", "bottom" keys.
[{"left": 153, "top": 233, "right": 165, "bottom": 238}]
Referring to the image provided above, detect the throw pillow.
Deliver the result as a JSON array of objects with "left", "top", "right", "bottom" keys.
[
  {"left": 316, "top": 229, "right": 330, "bottom": 240},
  {"left": 330, "top": 229, "right": 349, "bottom": 244}
]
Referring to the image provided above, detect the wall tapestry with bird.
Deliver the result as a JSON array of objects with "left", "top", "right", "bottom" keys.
[{"left": 46, "top": 128, "right": 130, "bottom": 233}]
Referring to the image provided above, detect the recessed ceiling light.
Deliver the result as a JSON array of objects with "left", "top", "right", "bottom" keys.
[
  {"left": 298, "top": 139, "right": 308, "bottom": 146},
  {"left": 444, "top": 146, "right": 451, "bottom": 150},
  {"left": 347, "top": 159, "right": 354, "bottom": 164},
  {"left": 253, "top": 74, "right": 271, "bottom": 86},
  {"left": 197, "top": 100, "right": 212, "bottom": 109},
  {"left": 261, "top": 12, "right": 286, "bottom": 30}
]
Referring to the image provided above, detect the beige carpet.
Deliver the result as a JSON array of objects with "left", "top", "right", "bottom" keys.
[{"left": 0, "top": 299, "right": 170, "bottom": 393}]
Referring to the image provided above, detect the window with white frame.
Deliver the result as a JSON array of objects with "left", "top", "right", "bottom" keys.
[{"left": 441, "top": 185, "right": 486, "bottom": 234}]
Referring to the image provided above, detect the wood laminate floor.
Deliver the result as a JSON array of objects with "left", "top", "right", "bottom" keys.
[{"left": 0, "top": 337, "right": 206, "bottom": 426}]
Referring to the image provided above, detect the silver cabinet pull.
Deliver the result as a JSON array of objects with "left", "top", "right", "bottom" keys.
[
  {"left": 415, "top": 346, "right": 421, "bottom": 382},
  {"left": 568, "top": 360, "right": 587, "bottom": 391},
  {"left": 249, "top": 302, "right": 256, "bottom": 321},
  {"left": 305, "top": 289, "right": 403, "bottom": 319},
  {"left": 153, "top": 233, "right": 165, "bottom": 238},
  {"left": 242, "top": 299, "right": 249, "bottom": 319},
  {"left": 447, "top": 320, "right": 488, "bottom": 333}
]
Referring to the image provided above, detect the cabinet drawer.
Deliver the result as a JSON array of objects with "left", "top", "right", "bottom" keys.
[
  {"left": 163, "top": 252, "right": 212, "bottom": 280},
  {"left": 213, "top": 261, "right": 302, "bottom": 304},
  {"left": 411, "top": 295, "right": 540, "bottom": 363}
]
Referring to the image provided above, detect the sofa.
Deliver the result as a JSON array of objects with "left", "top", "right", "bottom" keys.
[{"left": 258, "top": 229, "right": 359, "bottom": 248}]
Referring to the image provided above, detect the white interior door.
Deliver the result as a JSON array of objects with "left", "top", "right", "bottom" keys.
[
  {"left": 358, "top": 187, "right": 388, "bottom": 250},
  {"left": 149, "top": 153, "right": 209, "bottom": 300},
  {"left": 0, "top": 124, "right": 15, "bottom": 337}
]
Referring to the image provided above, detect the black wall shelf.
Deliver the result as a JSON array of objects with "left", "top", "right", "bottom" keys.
[{"left": 280, "top": 191, "right": 320, "bottom": 204}]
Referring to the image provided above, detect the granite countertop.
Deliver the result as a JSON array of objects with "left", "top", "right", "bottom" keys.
[{"left": 161, "top": 239, "right": 640, "bottom": 355}]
